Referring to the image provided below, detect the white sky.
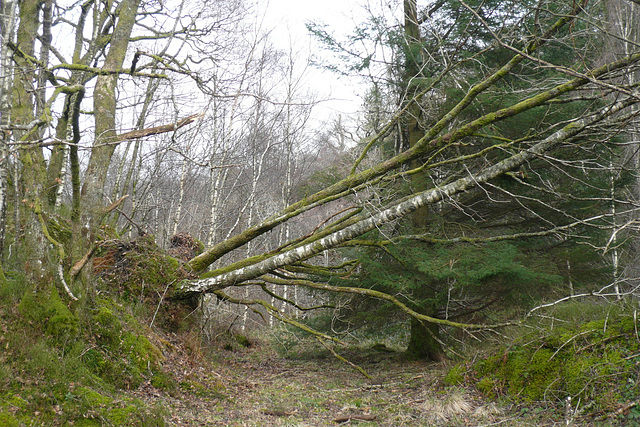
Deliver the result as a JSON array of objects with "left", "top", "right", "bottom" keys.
[{"left": 260, "top": 0, "right": 368, "bottom": 121}]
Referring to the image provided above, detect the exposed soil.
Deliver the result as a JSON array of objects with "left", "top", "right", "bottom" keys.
[{"left": 126, "top": 335, "right": 580, "bottom": 427}]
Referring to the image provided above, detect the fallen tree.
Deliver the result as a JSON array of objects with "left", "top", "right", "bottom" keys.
[{"left": 167, "top": 1, "right": 640, "bottom": 358}]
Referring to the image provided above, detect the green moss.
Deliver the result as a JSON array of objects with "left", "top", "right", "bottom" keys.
[
  {"left": 2, "top": 394, "right": 29, "bottom": 411},
  {"left": 443, "top": 363, "right": 467, "bottom": 385},
  {"left": 474, "top": 354, "right": 501, "bottom": 377},
  {"left": 0, "top": 256, "right": 177, "bottom": 425},
  {"left": 116, "top": 360, "right": 145, "bottom": 389},
  {"left": 81, "top": 347, "right": 107, "bottom": 372},
  {"left": 107, "top": 404, "right": 138, "bottom": 425},
  {"left": 62, "top": 387, "right": 110, "bottom": 424},
  {"left": 0, "top": 272, "right": 25, "bottom": 302},
  {"left": 122, "top": 331, "right": 159, "bottom": 372},
  {"left": 75, "top": 386, "right": 113, "bottom": 408},
  {"left": 81, "top": 299, "right": 164, "bottom": 389},
  {"left": 45, "top": 289, "right": 79, "bottom": 341},
  {"left": 26, "top": 340, "right": 62, "bottom": 377},
  {"left": 61, "top": 388, "right": 165, "bottom": 426},
  {"left": 235, "top": 334, "right": 251, "bottom": 348},
  {"left": 18, "top": 287, "right": 78, "bottom": 342},
  {"left": 93, "top": 306, "right": 123, "bottom": 347},
  {"left": 541, "top": 327, "right": 571, "bottom": 348},
  {"left": 198, "top": 271, "right": 216, "bottom": 279},
  {"left": 469, "top": 310, "right": 640, "bottom": 414},
  {"left": 107, "top": 401, "right": 166, "bottom": 426},
  {"left": 562, "top": 356, "right": 592, "bottom": 396},
  {"left": 518, "top": 349, "right": 562, "bottom": 400},
  {"left": 475, "top": 347, "right": 583, "bottom": 402},
  {"left": 6, "top": 398, "right": 29, "bottom": 420},
  {"left": 0, "top": 412, "right": 19, "bottom": 427},
  {"left": 150, "top": 371, "right": 176, "bottom": 391},
  {"left": 17, "top": 288, "right": 47, "bottom": 323},
  {"left": 476, "top": 377, "right": 499, "bottom": 398},
  {"left": 132, "top": 254, "right": 180, "bottom": 288},
  {"left": 501, "top": 352, "right": 529, "bottom": 397},
  {"left": 616, "top": 317, "right": 637, "bottom": 335},
  {"left": 580, "top": 319, "right": 606, "bottom": 337}
]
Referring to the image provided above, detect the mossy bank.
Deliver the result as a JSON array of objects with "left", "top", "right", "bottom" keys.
[
  {"left": 0, "top": 237, "right": 200, "bottom": 426},
  {"left": 445, "top": 303, "right": 640, "bottom": 424}
]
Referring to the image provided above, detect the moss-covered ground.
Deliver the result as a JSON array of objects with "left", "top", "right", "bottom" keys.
[
  {"left": 3, "top": 281, "right": 638, "bottom": 426},
  {"left": 445, "top": 302, "right": 640, "bottom": 426},
  {"left": 0, "top": 282, "right": 169, "bottom": 425},
  {"left": 0, "top": 237, "right": 193, "bottom": 426}
]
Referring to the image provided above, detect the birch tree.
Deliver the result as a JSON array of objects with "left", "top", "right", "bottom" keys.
[{"left": 0, "top": 0, "right": 18, "bottom": 264}]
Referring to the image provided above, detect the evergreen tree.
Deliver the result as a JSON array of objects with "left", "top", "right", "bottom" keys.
[{"left": 297, "top": 0, "right": 636, "bottom": 359}]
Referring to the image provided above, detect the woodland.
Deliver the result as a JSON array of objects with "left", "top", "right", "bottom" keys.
[{"left": 2, "top": 0, "right": 640, "bottom": 425}]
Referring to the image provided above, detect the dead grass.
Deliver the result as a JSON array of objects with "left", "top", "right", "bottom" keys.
[{"left": 124, "top": 337, "right": 592, "bottom": 426}]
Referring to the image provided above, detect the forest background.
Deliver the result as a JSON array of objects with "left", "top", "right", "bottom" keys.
[{"left": 2, "top": 0, "right": 640, "bottom": 424}]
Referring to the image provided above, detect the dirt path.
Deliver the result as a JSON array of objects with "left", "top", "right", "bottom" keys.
[{"left": 127, "top": 338, "right": 545, "bottom": 427}]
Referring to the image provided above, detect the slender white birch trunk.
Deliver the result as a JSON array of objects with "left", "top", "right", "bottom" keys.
[
  {"left": 172, "top": 155, "right": 189, "bottom": 236},
  {"left": 0, "top": 0, "right": 18, "bottom": 256},
  {"left": 609, "top": 160, "right": 621, "bottom": 299},
  {"left": 207, "top": 153, "right": 230, "bottom": 247},
  {"left": 606, "top": 0, "right": 640, "bottom": 297}
]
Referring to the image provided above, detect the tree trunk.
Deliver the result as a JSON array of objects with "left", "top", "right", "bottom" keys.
[
  {"left": 12, "top": 0, "right": 49, "bottom": 282},
  {"left": 401, "top": 0, "right": 445, "bottom": 360},
  {"left": 406, "top": 317, "right": 446, "bottom": 361},
  {"left": 81, "top": 0, "right": 141, "bottom": 241},
  {"left": 0, "top": 0, "right": 19, "bottom": 258}
]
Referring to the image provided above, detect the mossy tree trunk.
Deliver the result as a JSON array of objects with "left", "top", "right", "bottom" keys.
[
  {"left": 11, "top": 0, "right": 50, "bottom": 282},
  {"left": 401, "top": 0, "right": 445, "bottom": 361},
  {"left": 81, "top": 0, "right": 142, "bottom": 237}
]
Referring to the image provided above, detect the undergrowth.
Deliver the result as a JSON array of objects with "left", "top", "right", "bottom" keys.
[
  {"left": 445, "top": 301, "right": 640, "bottom": 425},
  {"left": 4, "top": 236, "right": 640, "bottom": 426},
  {"left": 0, "top": 237, "right": 200, "bottom": 426}
]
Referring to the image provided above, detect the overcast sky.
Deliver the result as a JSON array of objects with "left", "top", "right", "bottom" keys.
[
  {"left": 259, "top": 0, "right": 367, "bottom": 120},
  {"left": 262, "top": 0, "right": 360, "bottom": 40}
]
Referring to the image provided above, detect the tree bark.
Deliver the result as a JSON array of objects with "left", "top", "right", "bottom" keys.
[
  {"left": 406, "top": 318, "right": 446, "bottom": 361},
  {"left": 12, "top": 0, "right": 49, "bottom": 281}
]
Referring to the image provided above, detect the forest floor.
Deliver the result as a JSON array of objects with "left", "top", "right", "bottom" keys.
[{"left": 126, "top": 334, "right": 592, "bottom": 427}]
